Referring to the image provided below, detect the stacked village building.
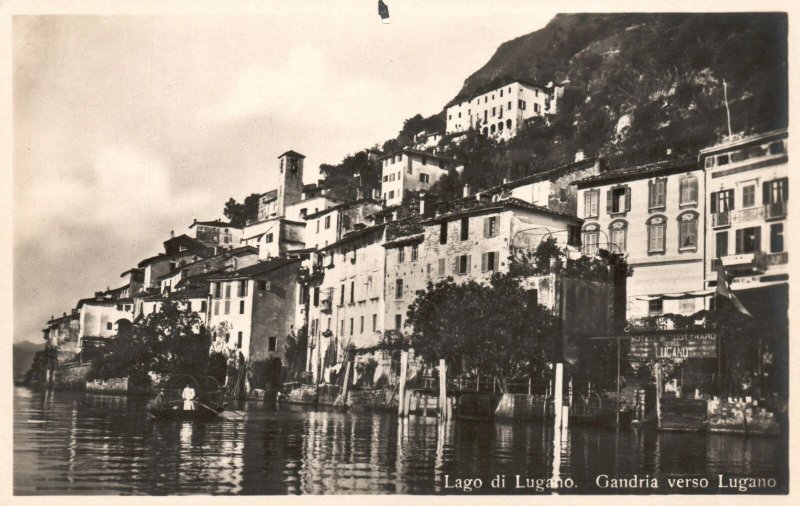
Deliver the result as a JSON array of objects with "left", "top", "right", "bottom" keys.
[{"left": 41, "top": 99, "right": 789, "bottom": 394}]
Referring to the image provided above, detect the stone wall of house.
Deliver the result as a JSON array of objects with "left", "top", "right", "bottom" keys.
[
  {"left": 286, "top": 384, "right": 319, "bottom": 404},
  {"left": 54, "top": 362, "right": 93, "bottom": 389}
]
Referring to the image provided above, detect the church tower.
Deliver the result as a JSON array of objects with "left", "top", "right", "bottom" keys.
[{"left": 276, "top": 150, "right": 305, "bottom": 217}]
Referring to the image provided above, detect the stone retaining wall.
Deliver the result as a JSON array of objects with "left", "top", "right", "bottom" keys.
[
  {"left": 54, "top": 363, "right": 93, "bottom": 389},
  {"left": 86, "top": 377, "right": 129, "bottom": 394},
  {"left": 707, "top": 398, "right": 780, "bottom": 435},
  {"left": 286, "top": 384, "right": 319, "bottom": 404},
  {"left": 494, "top": 393, "right": 549, "bottom": 420}
]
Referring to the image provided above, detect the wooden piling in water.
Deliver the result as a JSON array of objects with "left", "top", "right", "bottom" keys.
[
  {"left": 398, "top": 351, "right": 408, "bottom": 417},
  {"left": 439, "top": 359, "right": 448, "bottom": 420}
]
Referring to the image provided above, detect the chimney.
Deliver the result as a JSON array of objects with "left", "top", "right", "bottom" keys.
[
  {"left": 50, "top": 315, "right": 54, "bottom": 320},
  {"left": 575, "top": 150, "right": 585, "bottom": 162},
  {"left": 300, "top": 208, "right": 308, "bottom": 219},
  {"left": 170, "top": 230, "right": 175, "bottom": 238},
  {"left": 462, "top": 184, "right": 471, "bottom": 198},
  {"left": 193, "top": 218, "right": 197, "bottom": 226},
  {"left": 63, "top": 312, "right": 67, "bottom": 317}
]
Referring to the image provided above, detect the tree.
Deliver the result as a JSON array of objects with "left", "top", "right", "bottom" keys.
[
  {"left": 406, "top": 273, "right": 556, "bottom": 390},
  {"left": 91, "top": 302, "right": 212, "bottom": 383},
  {"left": 223, "top": 193, "right": 261, "bottom": 227}
]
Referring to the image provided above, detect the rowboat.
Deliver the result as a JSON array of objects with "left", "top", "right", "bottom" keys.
[{"left": 147, "top": 373, "right": 227, "bottom": 421}]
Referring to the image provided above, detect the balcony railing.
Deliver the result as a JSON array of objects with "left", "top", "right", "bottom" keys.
[
  {"left": 765, "top": 201, "right": 787, "bottom": 220},
  {"left": 711, "top": 211, "right": 730, "bottom": 227}
]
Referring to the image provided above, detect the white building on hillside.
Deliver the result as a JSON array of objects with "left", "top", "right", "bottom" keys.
[
  {"left": 380, "top": 149, "right": 460, "bottom": 207},
  {"left": 445, "top": 80, "right": 564, "bottom": 141}
]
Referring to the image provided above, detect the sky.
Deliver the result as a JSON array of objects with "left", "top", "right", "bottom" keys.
[{"left": 12, "top": 2, "right": 556, "bottom": 343}]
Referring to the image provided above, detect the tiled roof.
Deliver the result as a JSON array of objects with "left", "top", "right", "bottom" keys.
[
  {"left": 208, "top": 257, "right": 300, "bottom": 280},
  {"left": 279, "top": 150, "right": 305, "bottom": 159},
  {"left": 320, "top": 224, "right": 386, "bottom": 252},
  {"left": 482, "top": 157, "right": 601, "bottom": 195},
  {"left": 303, "top": 198, "right": 380, "bottom": 220},
  {"left": 446, "top": 78, "right": 553, "bottom": 107},
  {"left": 573, "top": 158, "right": 698, "bottom": 188},
  {"left": 261, "top": 189, "right": 278, "bottom": 201},
  {"left": 422, "top": 196, "right": 579, "bottom": 224},
  {"left": 378, "top": 148, "right": 461, "bottom": 165},
  {"left": 385, "top": 216, "right": 425, "bottom": 242},
  {"left": 189, "top": 220, "right": 241, "bottom": 229},
  {"left": 137, "top": 249, "right": 210, "bottom": 268}
]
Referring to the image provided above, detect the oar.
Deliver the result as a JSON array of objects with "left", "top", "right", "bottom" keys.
[{"left": 194, "top": 400, "right": 221, "bottom": 415}]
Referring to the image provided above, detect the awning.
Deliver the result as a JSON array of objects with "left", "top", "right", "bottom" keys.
[{"left": 635, "top": 289, "right": 715, "bottom": 301}]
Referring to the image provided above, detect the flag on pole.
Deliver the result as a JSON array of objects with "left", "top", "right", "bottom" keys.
[
  {"left": 716, "top": 258, "right": 752, "bottom": 317},
  {"left": 378, "top": 1, "right": 390, "bottom": 24}
]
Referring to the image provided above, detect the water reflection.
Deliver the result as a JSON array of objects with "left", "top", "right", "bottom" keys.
[{"left": 14, "top": 388, "right": 787, "bottom": 495}]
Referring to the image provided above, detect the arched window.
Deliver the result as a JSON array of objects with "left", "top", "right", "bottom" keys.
[
  {"left": 490, "top": 124, "right": 496, "bottom": 134},
  {"left": 506, "top": 119, "right": 512, "bottom": 130},
  {"left": 677, "top": 211, "right": 699, "bottom": 252},
  {"left": 582, "top": 223, "right": 600, "bottom": 256},
  {"left": 646, "top": 215, "right": 667, "bottom": 254},
  {"left": 608, "top": 220, "right": 628, "bottom": 254},
  {"left": 482, "top": 127, "right": 488, "bottom": 136},
  {"left": 498, "top": 121, "right": 504, "bottom": 131}
]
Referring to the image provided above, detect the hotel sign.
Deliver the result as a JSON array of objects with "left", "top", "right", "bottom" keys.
[{"left": 629, "top": 331, "right": 717, "bottom": 360}]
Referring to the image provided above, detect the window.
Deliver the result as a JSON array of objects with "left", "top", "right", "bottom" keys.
[
  {"left": 508, "top": 101, "right": 512, "bottom": 110},
  {"left": 359, "top": 316, "right": 364, "bottom": 334},
  {"left": 383, "top": 175, "right": 388, "bottom": 182},
  {"left": 411, "top": 244, "right": 418, "bottom": 261},
  {"left": 268, "top": 336, "right": 277, "bottom": 351},
  {"left": 265, "top": 233, "right": 274, "bottom": 243},
  {"left": 716, "top": 231, "right": 728, "bottom": 258},
  {"left": 649, "top": 178, "right": 666, "bottom": 209},
  {"left": 481, "top": 251, "right": 498, "bottom": 272},
  {"left": 608, "top": 186, "right": 630, "bottom": 214},
  {"left": 372, "top": 314, "right": 377, "bottom": 331},
  {"left": 506, "top": 119, "right": 512, "bottom": 129},
  {"left": 583, "top": 224, "right": 600, "bottom": 255},
  {"left": 648, "top": 298, "right": 663, "bottom": 316},
  {"left": 771, "top": 223, "right": 784, "bottom": 253},
  {"left": 350, "top": 318, "right": 354, "bottom": 335},
  {"left": 460, "top": 217, "right": 469, "bottom": 241},
  {"left": 764, "top": 177, "right": 789, "bottom": 204},
  {"left": 340, "top": 320, "right": 344, "bottom": 336},
  {"left": 324, "top": 216, "right": 331, "bottom": 229},
  {"left": 214, "top": 301, "right": 220, "bottom": 315},
  {"left": 742, "top": 184, "right": 756, "bottom": 207},
  {"left": 492, "top": 107, "right": 496, "bottom": 117},
  {"left": 647, "top": 216, "right": 666, "bottom": 254},
  {"left": 421, "top": 156, "right": 427, "bottom": 165},
  {"left": 735, "top": 227, "right": 761, "bottom": 254},
  {"left": 224, "top": 300, "right": 230, "bottom": 314},
  {"left": 710, "top": 189, "right": 735, "bottom": 213},
  {"left": 107, "top": 322, "right": 113, "bottom": 330},
  {"left": 239, "top": 300, "right": 245, "bottom": 314},
  {"left": 678, "top": 213, "right": 698, "bottom": 251},
  {"left": 559, "top": 188, "right": 567, "bottom": 202},
  {"left": 398, "top": 247, "right": 405, "bottom": 263},
  {"left": 609, "top": 221, "right": 627, "bottom": 254},
  {"left": 259, "top": 280, "right": 268, "bottom": 291},
  {"left": 456, "top": 254, "right": 470, "bottom": 275},
  {"left": 395, "top": 279, "right": 404, "bottom": 299},
  {"left": 438, "top": 258, "right": 446, "bottom": 276},
  {"left": 484, "top": 216, "right": 498, "bottom": 238},
  {"left": 680, "top": 298, "right": 696, "bottom": 314},
  {"left": 224, "top": 283, "right": 231, "bottom": 299},
  {"left": 440, "top": 222, "right": 448, "bottom": 244},
  {"left": 200, "top": 300, "right": 207, "bottom": 312},
  {"left": 214, "top": 282, "right": 221, "bottom": 298},
  {"left": 350, "top": 281, "right": 355, "bottom": 304},
  {"left": 584, "top": 190, "right": 599, "bottom": 218},
  {"left": 518, "top": 99, "right": 526, "bottom": 110},
  {"left": 340, "top": 284, "right": 345, "bottom": 306},
  {"left": 769, "top": 141, "right": 785, "bottom": 155},
  {"left": 313, "top": 287, "right": 320, "bottom": 307},
  {"left": 678, "top": 176, "right": 698, "bottom": 205},
  {"left": 238, "top": 280, "right": 247, "bottom": 297},
  {"left": 395, "top": 314, "right": 402, "bottom": 329},
  {"left": 534, "top": 103, "right": 540, "bottom": 113},
  {"left": 419, "top": 173, "right": 429, "bottom": 183},
  {"left": 237, "top": 332, "right": 243, "bottom": 349},
  {"left": 388, "top": 191, "right": 394, "bottom": 199}
]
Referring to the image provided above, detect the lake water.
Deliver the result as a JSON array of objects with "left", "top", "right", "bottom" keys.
[{"left": 13, "top": 387, "right": 787, "bottom": 495}]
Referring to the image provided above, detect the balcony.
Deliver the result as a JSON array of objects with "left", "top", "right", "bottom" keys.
[
  {"left": 765, "top": 201, "right": 787, "bottom": 220},
  {"left": 320, "top": 297, "right": 332, "bottom": 314},
  {"left": 716, "top": 252, "right": 768, "bottom": 274},
  {"left": 711, "top": 211, "right": 730, "bottom": 228}
]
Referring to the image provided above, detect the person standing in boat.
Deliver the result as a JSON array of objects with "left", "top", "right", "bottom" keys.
[{"left": 182, "top": 384, "right": 196, "bottom": 410}]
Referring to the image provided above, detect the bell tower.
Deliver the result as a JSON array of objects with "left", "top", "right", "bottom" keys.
[{"left": 276, "top": 150, "right": 305, "bottom": 217}]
